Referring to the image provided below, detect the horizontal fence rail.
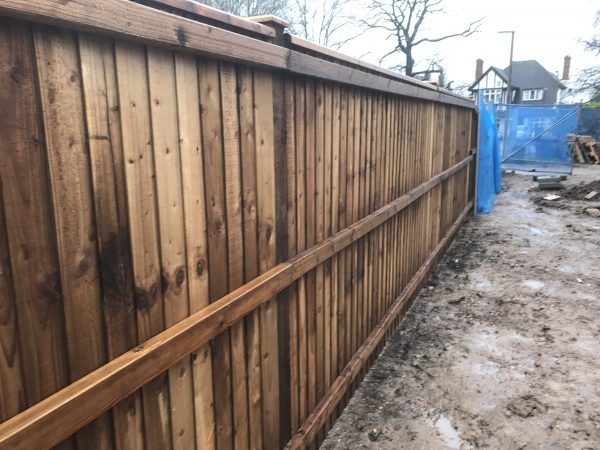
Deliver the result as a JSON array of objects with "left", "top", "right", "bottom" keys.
[
  {"left": 0, "top": 1, "right": 477, "bottom": 449},
  {"left": 0, "top": 156, "right": 472, "bottom": 450}
]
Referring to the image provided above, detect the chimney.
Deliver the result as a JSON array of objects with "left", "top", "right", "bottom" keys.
[
  {"left": 475, "top": 58, "right": 484, "bottom": 81},
  {"left": 562, "top": 55, "right": 571, "bottom": 80}
]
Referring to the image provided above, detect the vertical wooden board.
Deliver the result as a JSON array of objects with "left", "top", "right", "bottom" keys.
[
  {"left": 424, "top": 103, "right": 435, "bottom": 255},
  {"left": 362, "top": 95, "right": 372, "bottom": 338},
  {"left": 431, "top": 104, "right": 444, "bottom": 246},
  {"left": 198, "top": 58, "right": 233, "bottom": 450},
  {"left": 449, "top": 107, "right": 458, "bottom": 226},
  {"left": 363, "top": 93, "right": 372, "bottom": 341},
  {"left": 390, "top": 99, "right": 400, "bottom": 304},
  {"left": 336, "top": 86, "right": 347, "bottom": 378},
  {"left": 174, "top": 52, "right": 216, "bottom": 450},
  {"left": 464, "top": 112, "right": 473, "bottom": 207},
  {"left": 440, "top": 106, "right": 453, "bottom": 236},
  {"left": 314, "top": 81, "right": 325, "bottom": 427},
  {"left": 373, "top": 95, "right": 382, "bottom": 327},
  {"left": 78, "top": 33, "right": 143, "bottom": 450},
  {"left": 374, "top": 96, "right": 385, "bottom": 324},
  {"left": 351, "top": 88, "right": 361, "bottom": 356},
  {"left": 115, "top": 40, "right": 171, "bottom": 450},
  {"left": 0, "top": 180, "right": 25, "bottom": 422},
  {"left": 237, "top": 65, "right": 263, "bottom": 450},
  {"left": 304, "top": 78, "right": 317, "bottom": 417},
  {"left": 382, "top": 97, "right": 392, "bottom": 313},
  {"left": 330, "top": 84, "right": 340, "bottom": 386},
  {"left": 284, "top": 75, "right": 299, "bottom": 435},
  {"left": 0, "top": 19, "right": 69, "bottom": 414},
  {"left": 253, "top": 68, "right": 279, "bottom": 450},
  {"left": 293, "top": 78, "right": 308, "bottom": 425},
  {"left": 219, "top": 61, "right": 249, "bottom": 450},
  {"left": 356, "top": 93, "right": 367, "bottom": 348},
  {"left": 320, "top": 83, "right": 333, "bottom": 436},
  {"left": 33, "top": 24, "right": 112, "bottom": 450},
  {"left": 344, "top": 89, "right": 355, "bottom": 372},
  {"left": 323, "top": 83, "right": 332, "bottom": 405},
  {"left": 146, "top": 46, "right": 195, "bottom": 450}
]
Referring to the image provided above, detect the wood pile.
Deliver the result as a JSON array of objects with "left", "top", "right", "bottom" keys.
[{"left": 569, "top": 135, "right": 600, "bottom": 164}]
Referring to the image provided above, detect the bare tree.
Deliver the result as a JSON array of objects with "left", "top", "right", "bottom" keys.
[
  {"left": 576, "top": 11, "right": 600, "bottom": 102},
  {"left": 364, "top": 0, "right": 482, "bottom": 77},
  {"left": 201, "top": 0, "right": 289, "bottom": 18},
  {"left": 290, "top": 0, "right": 363, "bottom": 49}
]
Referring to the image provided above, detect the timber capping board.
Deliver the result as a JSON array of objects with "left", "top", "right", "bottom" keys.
[
  {"left": 141, "top": 0, "right": 277, "bottom": 39},
  {"left": 286, "top": 34, "right": 472, "bottom": 105},
  {"left": 0, "top": 155, "right": 473, "bottom": 450},
  {"left": 0, "top": 0, "right": 475, "bottom": 109}
]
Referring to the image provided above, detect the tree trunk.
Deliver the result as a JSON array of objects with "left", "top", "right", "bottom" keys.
[{"left": 405, "top": 52, "right": 415, "bottom": 77}]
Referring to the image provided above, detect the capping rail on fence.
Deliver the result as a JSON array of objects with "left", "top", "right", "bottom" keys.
[{"left": 0, "top": 1, "right": 477, "bottom": 449}]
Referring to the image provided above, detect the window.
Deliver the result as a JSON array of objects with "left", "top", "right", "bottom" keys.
[
  {"left": 522, "top": 89, "right": 544, "bottom": 101},
  {"left": 483, "top": 88, "right": 502, "bottom": 104}
]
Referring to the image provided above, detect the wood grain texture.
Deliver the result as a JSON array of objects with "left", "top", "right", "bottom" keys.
[
  {"left": 33, "top": 24, "right": 112, "bottom": 450},
  {"left": 285, "top": 202, "right": 473, "bottom": 449},
  {"left": 198, "top": 58, "right": 233, "bottom": 450},
  {"left": 238, "top": 65, "right": 264, "bottom": 450},
  {"left": 147, "top": 46, "right": 196, "bottom": 450},
  {"left": 115, "top": 40, "right": 172, "bottom": 450},
  {"left": 220, "top": 61, "right": 248, "bottom": 450},
  {"left": 0, "top": 14, "right": 477, "bottom": 448},
  {"left": 78, "top": 32, "right": 144, "bottom": 450},
  {"left": 174, "top": 52, "right": 216, "bottom": 450},
  {"left": 254, "top": 68, "right": 280, "bottom": 450},
  {"left": 0, "top": 18, "right": 69, "bottom": 415},
  {"left": 0, "top": 177, "right": 25, "bottom": 423}
]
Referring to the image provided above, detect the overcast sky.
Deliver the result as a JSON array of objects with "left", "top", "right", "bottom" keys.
[{"left": 341, "top": 0, "right": 598, "bottom": 95}]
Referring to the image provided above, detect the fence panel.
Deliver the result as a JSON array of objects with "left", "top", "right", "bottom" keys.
[{"left": 0, "top": 2, "right": 476, "bottom": 449}]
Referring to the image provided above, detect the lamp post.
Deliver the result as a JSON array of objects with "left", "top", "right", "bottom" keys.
[
  {"left": 498, "top": 30, "right": 515, "bottom": 158},
  {"left": 498, "top": 30, "right": 515, "bottom": 103}
]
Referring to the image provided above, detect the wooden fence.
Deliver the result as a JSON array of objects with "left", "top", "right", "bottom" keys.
[{"left": 0, "top": 1, "right": 476, "bottom": 449}]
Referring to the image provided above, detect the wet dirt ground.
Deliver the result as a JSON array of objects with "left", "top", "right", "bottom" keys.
[{"left": 322, "top": 165, "right": 600, "bottom": 450}]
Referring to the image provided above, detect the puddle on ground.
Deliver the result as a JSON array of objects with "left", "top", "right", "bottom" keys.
[
  {"left": 528, "top": 226, "right": 555, "bottom": 237},
  {"left": 431, "top": 415, "right": 462, "bottom": 449},
  {"left": 508, "top": 192, "right": 529, "bottom": 200},
  {"left": 472, "top": 361, "right": 499, "bottom": 377},
  {"left": 523, "top": 279, "right": 545, "bottom": 290}
]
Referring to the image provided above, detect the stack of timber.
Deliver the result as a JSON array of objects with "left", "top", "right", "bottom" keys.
[
  {"left": 0, "top": 1, "right": 476, "bottom": 449},
  {"left": 569, "top": 135, "right": 600, "bottom": 164}
]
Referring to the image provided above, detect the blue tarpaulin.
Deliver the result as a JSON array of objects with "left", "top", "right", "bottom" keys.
[{"left": 476, "top": 97, "right": 502, "bottom": 215}]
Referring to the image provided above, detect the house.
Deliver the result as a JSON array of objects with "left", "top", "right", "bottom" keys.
[{"left": 470, "top": 57, "right": 570, "bottom": 105}]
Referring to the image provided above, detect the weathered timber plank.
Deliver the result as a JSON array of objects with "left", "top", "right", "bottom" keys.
[
  {"left": 198, "top": 58, "right": 233, "bottom": 450},
  {"left": 78, "top": 33, "right": 144, "bottom": 450},
  {"left": 0, "top": 175, "right": 25, "bottom": 422},
  {"left": 254, "top": 68, "right": 280, "bottom": 449},
  {"left": 115, "top": 39, "right": 172, "bottom": 450},
  {"left": 238, "top": 65, "right": 264, "bottom": 450},
  {"left": 33, "top": 24, "right": 112, "bottom": 450},
  {"left": 147, "top": 46, "right": 196, "bottom": 450},
  {"left": 0, "top": 18, "right": 68, "bottom": 418},
  {"left": 0, "top": 155, "right": 473, "bottom": 450},
  {"left": 0, "top": 0, "right": 287, "bottom": 68},
  {"left": 173, "top": 52, "right": 216, "bottom": 450},
  {"left": 220, "top": 61, "right": 249, "bottom": 450}
]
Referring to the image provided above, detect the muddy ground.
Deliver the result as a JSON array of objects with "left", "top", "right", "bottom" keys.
[{"left": 322, "top": 165, "right": 600, "bottom": 450}]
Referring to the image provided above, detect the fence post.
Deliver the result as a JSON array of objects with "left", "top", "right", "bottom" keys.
[{"left": 249, "top": 15, "right": 292, "bottom": 447}]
